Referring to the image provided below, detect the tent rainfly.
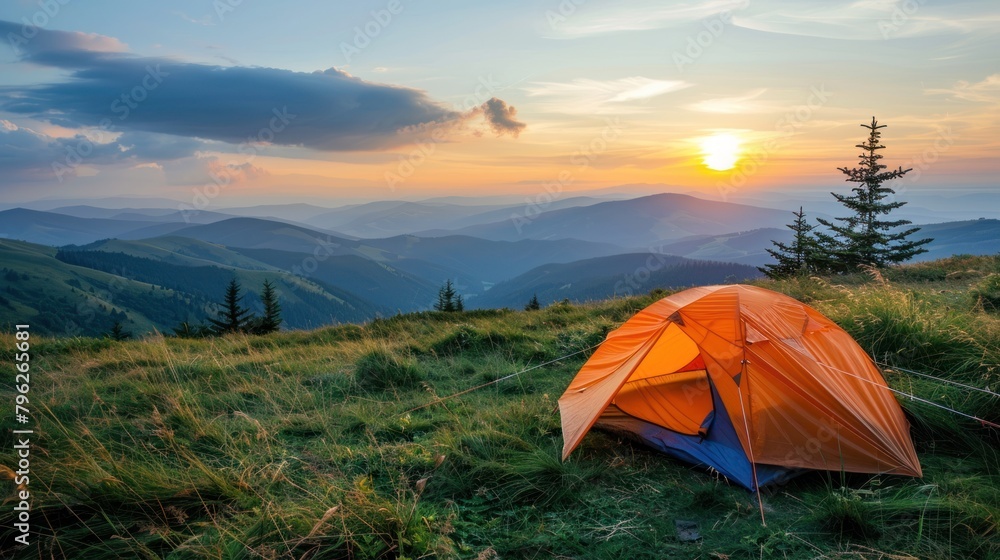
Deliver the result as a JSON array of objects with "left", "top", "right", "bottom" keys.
[{"left": 558, "top": 284, "right": 921, "bottom": 491}]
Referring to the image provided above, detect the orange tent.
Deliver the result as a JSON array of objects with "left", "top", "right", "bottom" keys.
[{"left": 559, "top": 284, "right": 921, "bottom": 490}]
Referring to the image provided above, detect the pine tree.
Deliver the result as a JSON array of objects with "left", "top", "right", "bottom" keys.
[
  {"left": 209, "top": 278, "right": 254, "bottom": 334},
  {"left": 761, "top": 207, "right": 818, "bottom": 279},
  {"left": 525, "top": 293, "right": 541, "bottom": 311},
  {"left": 815, "top": 117, "right": 932, "bottom": 271},
  {"left": 433, "top": 280, "right": 462, "bottom": 312},
  {"left": 107, "top": 321, "right": 131, "bottom": 341},
  {"left": 250, "top": 279, "right": 282, "bottom": 334}
]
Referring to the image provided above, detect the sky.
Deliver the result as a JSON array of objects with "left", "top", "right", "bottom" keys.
[{"left": 0, "top": 0, "right": 997, "bottom": 206}]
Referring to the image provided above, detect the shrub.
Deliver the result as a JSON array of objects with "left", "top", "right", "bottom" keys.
[
  {"left": 970, "top": 273, "right": 1000, "bottom": 312},
  {"left": 354, "top": 349, "right": 422, "bottom": 391}
]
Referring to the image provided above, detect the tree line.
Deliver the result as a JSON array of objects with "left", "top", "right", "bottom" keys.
[
  {"left": 172, "top": 278, "right": 282, "bottom": 338},
  {"left": 761, "top": 118, "right": 932, "bottom": 279}
]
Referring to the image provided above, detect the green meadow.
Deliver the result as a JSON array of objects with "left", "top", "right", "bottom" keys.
[{"left": 2, "top": 255, "right": 998, "bottom": 559}]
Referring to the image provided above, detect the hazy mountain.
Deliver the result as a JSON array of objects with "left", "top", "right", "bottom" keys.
[
  {"left": 724, "top": 189, "right": 1000, "bottom": 222},
  {"left": 207, "top": 203, "right": 338, "bottom": 222},
  {"left": 47, "top": 205, "right": 233, "bottom": 224},
  {"left": 159, "top": 218, "right": 633, "bottom": 285},
  {"left": 420, "top": 193, "right": 793, "bottom": 246},
  {"left": 304, "top": 201, "right": 512, "bottom": 237},
  {"left": 160, "top": 218, "right": 370, "bottom": 256},
  {"left": 303, "top": 196, "right": 613, "bottom": 237},
  {"left": 474, "top": 253, "right": 763, "bottom": 309},
  {"left": 4, "top": 196, "right": 186, "bottom": 211},
  {"left": 360, "top": 235, "right": 628, "bottom": 284},
  {"left": 912, "top": 219, "right": 1000, "bottom": 261},
  {"left": 654, "top": 228, "right": 793, "bottom": 266},
  {"left": 439, "top": 196, "right": 615, "bottom": 230},
  {"left": 0, "top": 208, "right": 174, "bottom": 246}
]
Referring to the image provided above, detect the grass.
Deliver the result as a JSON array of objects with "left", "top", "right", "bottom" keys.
[{"left": 1, "top": 256, "right": 999, "bottom": 558}]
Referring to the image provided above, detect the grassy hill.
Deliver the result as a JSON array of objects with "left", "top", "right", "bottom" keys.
[
  {"left": 0, "top": 240, "right": 386, "bottom": 336},
  {"left": 0, "top": 239, "right": 216, "bottom": 336},
  {"left": 1, "top": 255, "right": 998, "bottom": 558}
]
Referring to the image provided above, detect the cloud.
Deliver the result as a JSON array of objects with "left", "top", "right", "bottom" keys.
[
  {"left": 173, "top": 12, "right": 216, "bottom": 26},
  {"left": 730, "top": 1, "right": 1000, "bottom": 41},
  {"left": 0, "top": 20, "right": 128, "bottom": 58},
  {"left": 477, "top": 98, "right": 526, "bottom": 138},
  {"left": 208, "top": 160, "right": 270, "bottom": 183},
  {"left": 685, "top": 88, "right": 770, "bottom": 113},
  {"left": 524, "top": 77, "right": 691, "bottom": 114},
  {"left": 926, "top": 74, "right": 1000, "bottom": 103},
  {"left": 0, "top": 20, "right": 524, "bottom": 152},
  {"left": 548, "top": 0, "right": 748, "bottom": 37},
  {"left": 0, "top": 118, "right": 209, "bottom": 182}
]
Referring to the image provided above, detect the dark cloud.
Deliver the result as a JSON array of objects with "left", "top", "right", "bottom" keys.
[
  {"left": 0, "top": 21, "right": 526, "bottom": 152},
  {"left": 0, "top": 120, "right": 205, "bottom": 181},
  {"left": 478, "top": 97, "right": 527, "bottom": 138}
]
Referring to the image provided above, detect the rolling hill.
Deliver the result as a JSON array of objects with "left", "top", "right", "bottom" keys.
[
  {"left": 421, "top": 193, "right": 793, "bottom": 246},
  {"left": 0, "top": 239, "right": 213, "bottom": 336},
  {"left": 48, "top": 205, "right": 234, "bottom": 224},
  {"left": 302, "top": 196, "right": 612, "bottom": 238},
  {"left": 156, "top": 217, "right": 367, "bottom": 254},
  {"left": 73, "top": 237, "right": 281, "bottom": 269},
  {"left": 0, "top": 208, "right": 174, "bottom": 246},
  {"left": 360, "top": 235, "right": 628, "bottom": 284},
  {"left": 73, "top": 237, "right": 441, "bottom": 312},
  {"left": 474, "top": 253, "right": 763, "bottom": 308},
  {"left": 0, "top": 238, "right": 392, "bottom": 336},
  {"left": 234, "top": 248, "right": 440, "bottom": 312}
]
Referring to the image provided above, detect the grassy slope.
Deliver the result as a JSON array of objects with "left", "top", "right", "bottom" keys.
[
  {"left": 1, "top": 256, "right": 998, "bottom": 559},
  {"left": 0, "top": 239, "right": 387, "bottom": 335},
  {"left": 0, "top": 239, "right": 209, "bottom": 336}
]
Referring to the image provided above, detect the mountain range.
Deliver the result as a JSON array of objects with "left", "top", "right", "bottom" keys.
[{"left": 2, "top": 190, "right": 997, "bottom": 336}]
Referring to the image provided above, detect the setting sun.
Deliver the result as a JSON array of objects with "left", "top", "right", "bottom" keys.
[{"left": 700, "top": 133, "right": 741, "bottom": 171}]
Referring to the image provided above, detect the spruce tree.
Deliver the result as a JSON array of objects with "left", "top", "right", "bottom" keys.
[
  {"left": 525, "top": 293, "right": 541, "bottom": 311},
  {"left": 209, "top": 278, "right": 254, "bottom": 334},
  {"left": 434, "top": 280, "right": 462, "bottom": 312},
  {"left": 107, "top": 321, "right": 131, "bottom": 341},
  {"left": 761, "top": 207, "right": 818, "bottom": 279},
  {"left": 815, "top": 117, "right": 932, "bottom": 270},
  {"left": 251, "top": 279, "right": 282, "bottom": 334}
]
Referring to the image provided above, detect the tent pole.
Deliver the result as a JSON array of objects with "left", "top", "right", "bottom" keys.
[{"left": 736, "top": 358, "right": 766, "bottom": 526}]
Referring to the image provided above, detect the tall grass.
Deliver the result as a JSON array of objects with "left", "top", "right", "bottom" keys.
[{"left": 2, "top": 256, "right": 999, "bottom": 558}]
